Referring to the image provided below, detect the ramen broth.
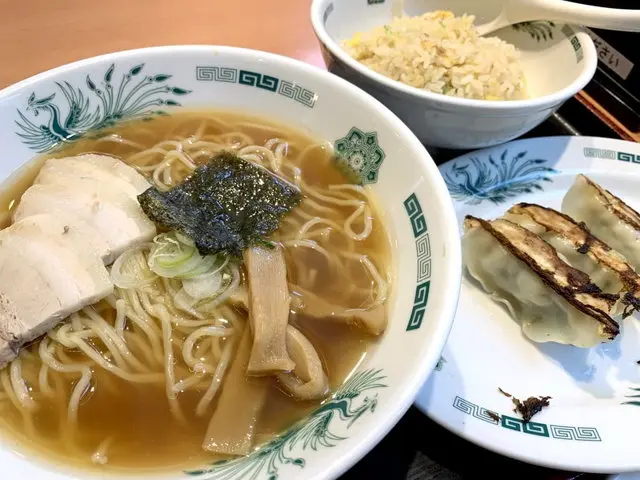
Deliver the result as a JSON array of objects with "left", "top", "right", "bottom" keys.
[{"left": 0, "top": 110, "right": 392, "bottom": 472}]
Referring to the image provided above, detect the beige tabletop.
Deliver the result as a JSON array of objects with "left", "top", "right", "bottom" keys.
[{"left": 0, "top": 0, "right": 323, "bottom": 89}]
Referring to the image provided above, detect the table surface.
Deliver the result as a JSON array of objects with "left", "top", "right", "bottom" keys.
[
  {"left": 0, "top": 0, "right": 324, "bottom": 89},
  {"left": 0, "top": 1, "right": 627, "bottom": 479}
]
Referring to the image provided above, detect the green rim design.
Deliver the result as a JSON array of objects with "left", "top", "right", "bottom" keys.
[
  {"left": 185, "top": 369, "right": 387, "bottom": 479},
  {"left": 15, "top": 63, "right": 191, "bottom": 153},
  {"left": 195, "top": 66, "right": 317, "bottom": 109},
  {"left": 583, "top": 146, "right": 640, "bottom": 164},
  {"left": 404, "top": 193, "right": 432, "bottom": 331},
  {"left": 560, "top": 25, "right": 584, "bottom": 63},
  {"left": 511, "top": 21, "right": 556, "bottom": 42},
  {"left": 333, "top": 127, "right": 385, "bottom": 185},
  {"left": 453, "top": 396, "right": 601, "bottom": 441},
  {"left": 442, "top": 149, "right": 558, "bottom": 205}
]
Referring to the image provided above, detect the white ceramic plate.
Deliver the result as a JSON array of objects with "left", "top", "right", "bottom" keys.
[{"left": 415, "top": 136, "right": 640, "bottom": 474}]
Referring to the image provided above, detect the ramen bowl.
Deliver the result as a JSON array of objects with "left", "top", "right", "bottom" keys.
[
  {"left": 0, "top": 46, "right": 461, "bottom": 480},
  {"left": 310, "top": 0, "right": 598, "bottom": 149}
]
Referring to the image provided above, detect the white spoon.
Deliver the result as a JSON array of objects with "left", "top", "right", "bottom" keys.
[{"left": 397, "top": 0, "right": 640, "bottom": 36}]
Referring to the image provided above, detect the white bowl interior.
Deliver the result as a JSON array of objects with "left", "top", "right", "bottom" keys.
[
  {"left": 0, "top": 46, "right": 461, "bottom": 480},
  {"left": 321, "top": 0, "right": 590, "bottom": 101}
]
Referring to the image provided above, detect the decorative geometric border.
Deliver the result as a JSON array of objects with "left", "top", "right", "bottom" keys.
[
  {"left": 561, "top": 25, "right": 584, "bottom": 63},
  {"left": 194, "top": 66, "right": 237, "bottom": 83},
  {"left": 404, "top": 193, "right": 432, "bottom": 331},
  {"left": 278, "top": 80, "right": 317, "bottom": 109},
  {"left": 195, "top": 65, "right": 317, "bottom": 108},
  {"left": 452, "top": 396, "right": 499, "bottom": 425},
  {"left": 502, "top": 415, "right": 549, "bottom": 437},
  {"left": 239, "top": 70, "right": 278, "bottom": 92},
  {"left": 453, "top": 396, "right": 602, "bottom": 442},
  {"left": 583, "top": 146, "right": 640, "bottom": 164},
  {"left": 548, "top": 425, "right": 602, "bottom": 441}
]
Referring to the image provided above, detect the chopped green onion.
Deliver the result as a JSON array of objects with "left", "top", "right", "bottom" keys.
[{"left": 110, "top": 230, "right": 240, "bottom": 308}]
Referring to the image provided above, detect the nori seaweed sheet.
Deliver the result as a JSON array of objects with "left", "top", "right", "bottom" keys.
[{"left": 138, "top": 152, "right": 302, "bottom": 257}]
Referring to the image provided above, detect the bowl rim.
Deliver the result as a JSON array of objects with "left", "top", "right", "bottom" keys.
[
  {"left": 0, "top": 44, "right": 462, "bottom": 480},
  {"left": 309, "top": 0, "right": 598, "bottom": 111}
]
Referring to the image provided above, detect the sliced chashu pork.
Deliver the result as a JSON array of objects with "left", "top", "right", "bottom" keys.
[
  {"left": 35, "top": 158, "right": 142, "bottom": 200},
  {"left": 0, "top": 214, "right": 113, "bottom": 366},
  {"left": 47, "top": 153, "right": 151, "bottom": 193},
  {"left": 13, "top": 154, "right": 156, "bottom": 264}
]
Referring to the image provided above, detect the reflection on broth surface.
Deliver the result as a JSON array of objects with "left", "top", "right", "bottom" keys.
[{"left": 0, "top": 110, "right": 393, "bottom": 472}]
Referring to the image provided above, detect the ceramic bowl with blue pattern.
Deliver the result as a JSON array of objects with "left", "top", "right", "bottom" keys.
[
  {"left": 310, "top": 0, "right": 598, "bottom": 150},
  {"left": 0, "top": 46, "right": 461, "bottom": 480}
]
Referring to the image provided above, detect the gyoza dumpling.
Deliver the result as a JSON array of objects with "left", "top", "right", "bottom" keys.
[
  {"left": 463, "top": 215, "right": 620, "bottom": 348},
  {"left": 504, "top": 202, "right": 640, "bottom": 317},
  {"left": 562, "top": 174, "right": 640, "bottom": 271}
]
